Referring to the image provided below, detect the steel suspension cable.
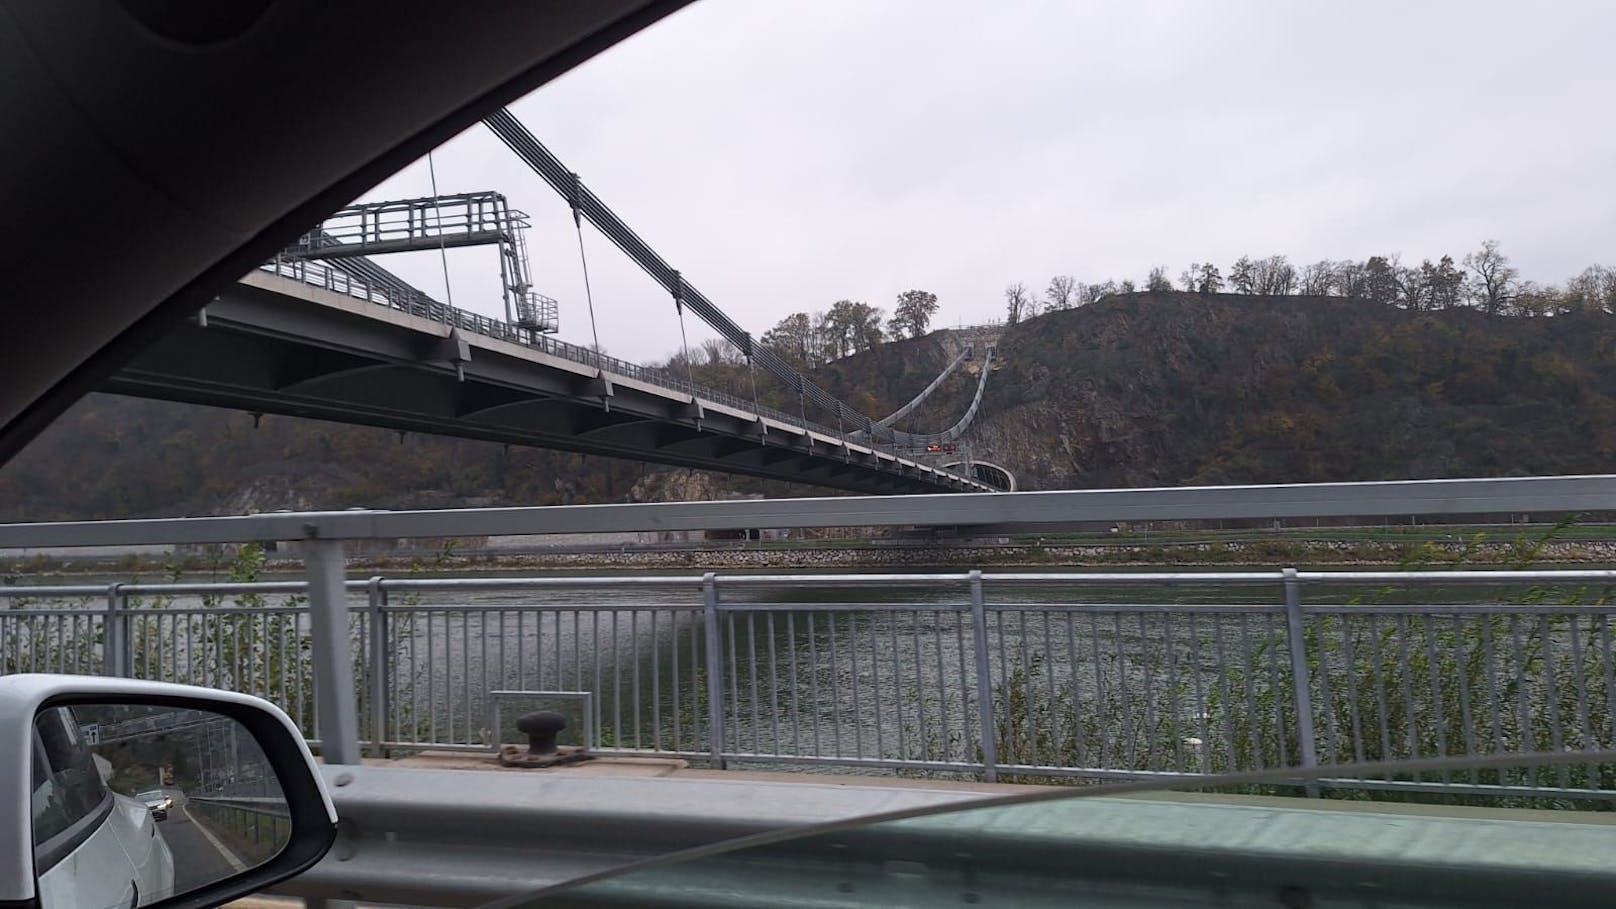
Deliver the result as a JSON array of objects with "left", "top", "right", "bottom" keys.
[
  {"left": 426, "top": 151, "right": 454, "bottom": 309},
  {"left": 484, "top": 108, "right": 994, "bottom": 458},
  {"left": 570, "top": 173, "right": 603, "bottom": 364},
  {"left": 673, "top": 272, "right": 697, "bottom": 391},
  {"left": 866, "top": 346, "right": 974, "bottom": 433},
  {"left": 747, "top": 354, "right": 762, "bottom": 420},
  {"left": 676, "top": 310, "right": 696, "bottom": 388}
]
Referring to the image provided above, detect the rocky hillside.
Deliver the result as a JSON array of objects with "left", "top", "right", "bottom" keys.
[
  {"left": 821, "top": 292, "right": 1616, "bottom": 489},
  {"left": 0, "top": 395, "right": 816, "bottom": 522},
  {"left": 2, "top": 291, "right": 1613, "bottom": 520}
]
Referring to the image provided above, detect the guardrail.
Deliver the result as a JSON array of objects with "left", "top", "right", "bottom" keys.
[
  {"left": 188, "top": 795, "right": 292, "bottom": 861},
  {"left": 5, "top": 569, "right": 1614, "bottom": 797}
]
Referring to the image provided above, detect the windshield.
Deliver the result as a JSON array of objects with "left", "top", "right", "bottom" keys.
[
  {"left": 500, "top": 751, "right": 1616, "bottom": 908},
  {"left": 4, "top": 0, "right": 1616, "bottom": 906}
]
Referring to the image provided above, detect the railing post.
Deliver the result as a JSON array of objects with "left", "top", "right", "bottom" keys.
[
  {"left": 304, "top": 536, "right": 361, "bottom": 765},
  {"left": 702, "top": 572, "right": 727, "bottom": 770},
  {"left": 969, "top": 570, "right": 998, "bottom": 782},
  {"left": 366, "top": 576, "right": 388, "bottom": 757},
  {"left": 104, "top": 583, "right": 130, "bottom": 678},
  {"left": 1282, "top": 567, "right": 1319, "bottom": 790}
]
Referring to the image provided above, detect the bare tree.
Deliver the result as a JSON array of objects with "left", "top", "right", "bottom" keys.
[
  {"left": 1005, "top": 282, "right": 1032, "bottom": 323},
  {"left": 1044, "top": 275, "right": 1078, "bottom": 313},
  {"left": 700, "top": 337, "right": 732, "bottom": 365},
  {"left": 1463, "top": 239, "right": 1519, "bottom": 315},
  {"left": 1194, "top": 263, "right": 1223, "bottom": 294},
  {"left": 1146, "top": 266, "right": 1173, "bottom": 293},
  {"left": 1566, "top": 265, "right": 1615, "bottom": 314},
  {"left": 1252, "top": 256, "right": 1296, "bottom": 295},
  {"left": 1082, "top": 280, "right": 1119, "bottom": 306},
  {"left": 1511, "top": 281, "right": 1561, "bottom": 318},
  {"left": 1334, "top": 260, "right": 1370, "bottom": 300},
  {"left": 1004, "top": 282, "right": 1032, "bottom": 325},
  {"left": 1298, "top": 260, "right": 1336, "bottom": 296},
  {"left": 1394, "top": 264, "right": 1429, "bottom": 310}
]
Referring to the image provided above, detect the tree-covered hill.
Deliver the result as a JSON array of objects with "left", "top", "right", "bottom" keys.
[
  {"left": 825, "top": 291, "right": 1616, "bottom": 489},
  {"left": 3, "top": 290, "right": 1614, "bottom": 521}
]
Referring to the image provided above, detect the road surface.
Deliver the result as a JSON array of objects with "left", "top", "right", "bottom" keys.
[{"left": 155, "top": 794, "right": 244, "bottom": 895}]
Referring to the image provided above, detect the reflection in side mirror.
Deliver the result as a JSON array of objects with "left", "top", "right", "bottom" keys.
[
  {"left": 31, "top": 704, "right": 291, "bottom": 909},
  {"left": 2, "top": 677, "right": 336, "bottom": 909}
]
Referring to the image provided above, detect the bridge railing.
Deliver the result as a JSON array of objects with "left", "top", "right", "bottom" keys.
[
  {"left": 287, "top": 191, "right": 528, "bottom": 254},
  {"left": 255, "top": 257, "right": 958, "bottom": 478},
  {"left": 6, "top": 569, "right": 1614, "bottom": 798}
]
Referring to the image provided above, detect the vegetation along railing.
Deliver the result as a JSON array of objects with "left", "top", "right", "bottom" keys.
[{"left": 4, "top": 569, "right": 1614, "bottom": 799}]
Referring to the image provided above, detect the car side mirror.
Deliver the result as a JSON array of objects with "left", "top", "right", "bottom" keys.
[{"left": 1, "top": 674, "right": 337, "bottom": 909}]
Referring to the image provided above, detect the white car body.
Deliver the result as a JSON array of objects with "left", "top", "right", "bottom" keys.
[
  {"left": 29, "top": 706, "right": 176, "bottom": 909},
  {"left": 36, "top": 791, "right": 174, "bottom": 909},
  {"left": 1, "top": 676, "right": 335, "bottom": 909}
]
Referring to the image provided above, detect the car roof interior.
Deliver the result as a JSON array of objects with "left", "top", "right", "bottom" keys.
[{"left": 0, "top": 0, "right": 690, "bottom": 465}]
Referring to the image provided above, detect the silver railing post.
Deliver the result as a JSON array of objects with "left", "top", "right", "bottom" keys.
[
  {"left": 1282, "top": 567, "right": 1319, "bottom": 790},
  {"left": 104, "top": 583, "right": 130, "bottom": 677},
  {"left": 366, "top": 576, "right": 388, "bottom": 757},
  {"left": 305, "top": 536, "right": 361, "bottom": 765},
  {"left": 969, "top": 569, "right": 998, "bottom": 782},
  {"left": 703, "top": 572, "right": 727, "bottom": 770}
]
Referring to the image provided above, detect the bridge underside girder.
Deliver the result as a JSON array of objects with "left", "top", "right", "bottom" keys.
[{"left": 104, "top": 283, "right": 981, "bottom": 495}]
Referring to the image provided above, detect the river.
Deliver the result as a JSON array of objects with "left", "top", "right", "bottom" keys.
[{"left": 7, "top": 565, "right": 1606, "bottom": 776}]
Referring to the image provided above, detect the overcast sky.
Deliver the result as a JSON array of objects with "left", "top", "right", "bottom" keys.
[{"left": 361, "top": 0, "right": 1615, "bottom": 363}]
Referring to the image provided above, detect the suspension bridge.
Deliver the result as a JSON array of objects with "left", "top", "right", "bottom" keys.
[{"left": 103, "top": 108, "right": 1012, "bottom": 494}]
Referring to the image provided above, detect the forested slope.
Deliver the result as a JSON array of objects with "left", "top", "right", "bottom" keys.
[{"left": 3, "top": 291, "right": 1613, "bottom": 521}]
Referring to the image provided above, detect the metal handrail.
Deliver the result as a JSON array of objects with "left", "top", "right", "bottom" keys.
[
  {"left": 11, "top": 566, "right": 1616, "bottom": 601},
  {"left": 189, "top": 795, "right": 291, "bottom": 817},
  {"left": 7, "top": 566, "right": 1616, "bottom": 793}
]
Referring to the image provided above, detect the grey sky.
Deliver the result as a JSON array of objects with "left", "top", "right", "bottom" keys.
[{"left": 362, "top": 0, "right": 1615, "bottom": 364}]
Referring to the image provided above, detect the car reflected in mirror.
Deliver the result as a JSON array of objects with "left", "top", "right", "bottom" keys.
[
  {"left": 3, "top": 676, "right": 336, "bottom": 909},
  {"left": 32, "top": 703, "right": 293, "bottom": 908}
]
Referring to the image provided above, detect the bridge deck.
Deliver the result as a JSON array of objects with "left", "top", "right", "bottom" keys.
[{"left": 104, "top": 271, "right": 992, "bottom": 494}]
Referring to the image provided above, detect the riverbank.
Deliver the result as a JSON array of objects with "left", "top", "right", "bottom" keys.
[
  {"left": 343, "top": 537, "right": 1611, "bottom": 572},
  {"left": 8, "top": 533, "right": 1607, "bottom": 579}
]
